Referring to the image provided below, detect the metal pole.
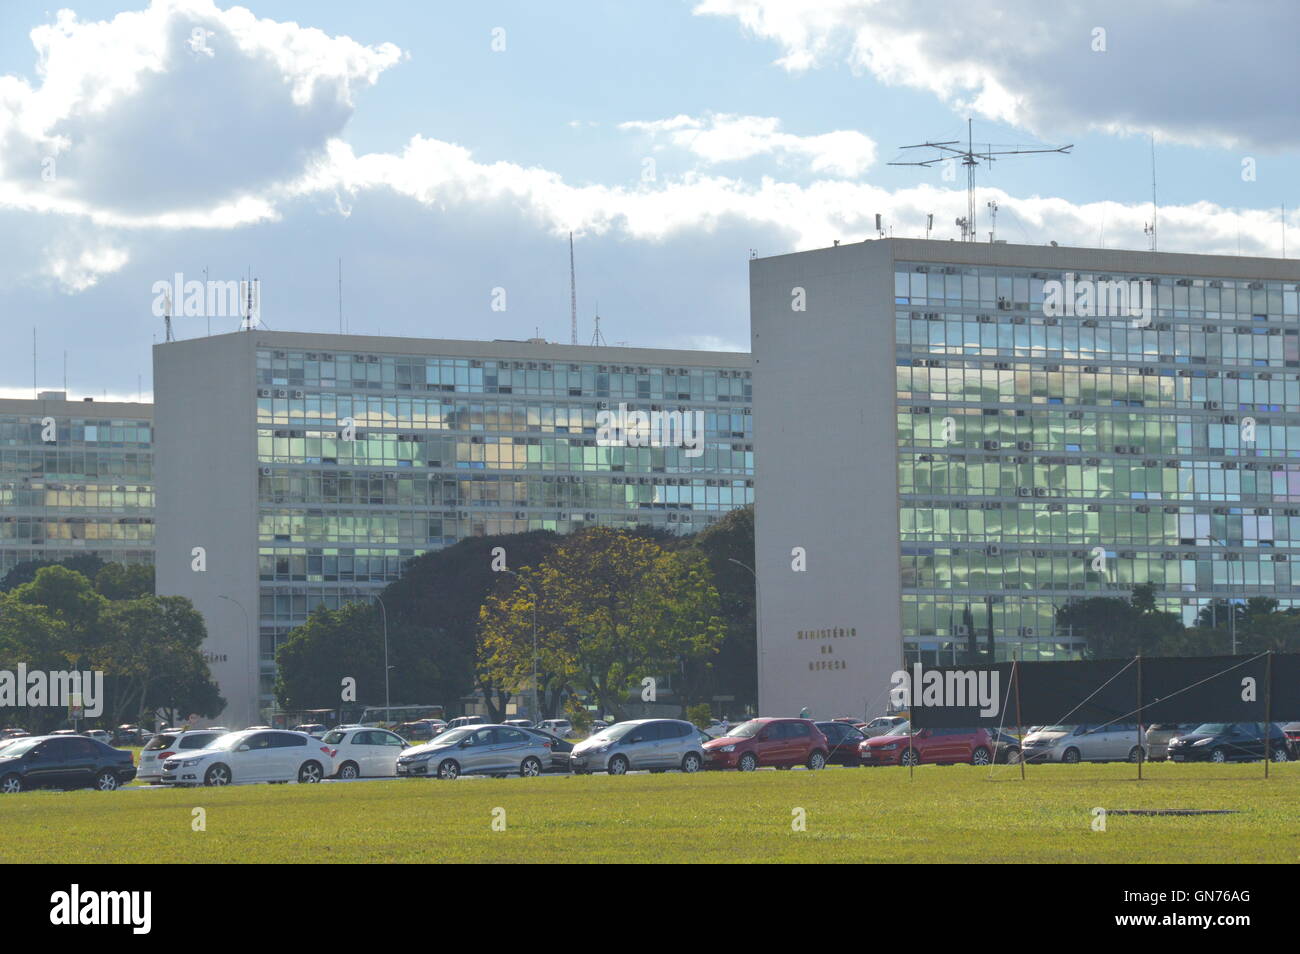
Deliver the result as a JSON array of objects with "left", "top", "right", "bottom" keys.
[
  {"left": 1135, "top": 654, "right": 1144, "bottom": 782},
  {"left": 375, "top": 595, "right": 389, "bottom": 725},
  {"left": 1012, "top": 654, "right": 1026, "bottom": 781},
  {"left": 1264, "top": 651, "right": 1273, "bottom": 780}
]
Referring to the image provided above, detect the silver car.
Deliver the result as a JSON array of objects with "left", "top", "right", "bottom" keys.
[
  {"left": 396, "top": 724, "right": 551, "bottom": 780},
  {"left": 1021, "top": 723, "right": 1145, "bottom": 763},
  {"left": 569, "top": 719, "right": 707, "bottom": 775}
]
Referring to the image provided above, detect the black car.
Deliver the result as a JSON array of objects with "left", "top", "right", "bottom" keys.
[
  {"left": 0, "top": 735, "right": 137, "bottom": 793},
  {"left": 815, "top": 721, "right": 867, "bottom": 766},
  {"left": 1166, "top": 722, "right": 1293, "bottom": 763},
  {"left": 988, "top": 728, "right": 1022, "bottom": 764},
  {"left": 516, "top": 726, "right": 574, "bottom": 772}
]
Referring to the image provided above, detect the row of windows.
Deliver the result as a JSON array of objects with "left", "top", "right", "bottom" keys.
[
  {"left": 0, "top": 487, "right": 152, "bottom": 510},
  {"left": 0, "top": 518, "right": 153, "bottom": 542},
  {"left": 258, "top": 351, "right": 751, "bottom": 400},
  {"left": 0, "top": 452, "right": 152, "bottom": 479},
  {"left": 894, "top": 267, "right": 1298, "bottom": 315},
  {"left": 898, "top": 366, "right": 1300, "bottom": 407},
  {"left": 897, "top": 315, "right": 1300, "bottom": 364},
  {"left": 901, "top": 552, "right": 1300, "bottom": 589},
  {"left": 899, "top": 458, "right": 1300, "bottom": 500},
  {"left": 0, "top": 419, "right": 152, "bottom": 446},
  {"left": 0, "top": 546, "right": 152, "bottom": 576},
  {"left": 899, "top": 413, "right": 1297, "bottom": 453},
  {"left": 901, "top": 506, "right": 1300, "bottom": 545},
  {"left": 255, "top": 396, "right": 752, "bottom": 431}
]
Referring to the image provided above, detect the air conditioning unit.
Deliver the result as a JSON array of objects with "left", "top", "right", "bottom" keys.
[
  {"left": 259, "top": 466, "right": 272, "bottom": 476},
  {"left": 984, "top": 545, "right": 1001, "bottom": 556}
]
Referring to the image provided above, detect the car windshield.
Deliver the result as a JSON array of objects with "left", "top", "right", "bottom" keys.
[
  {"left": 1193, "top": 723, "right": 1231, "bottom": 735},
  {"left": 432, "top": 728, "right": 474, "bottom": 746},
  {"left": 1, "top": 738, "right": 44, "bottom": 757},
  {"left": 143, "top": 734, "right": 177, "bottom": 751},
  {"left": 724, "top": 720, "right": 767, "bottom": 738},
  {"left": 884, "top": 721, "right": 910, "bottom": 736},
  {"left": 1037, "top": 725, "right": 1071, "bottom": 734},
  {"left": 323, "top": 731, "right": 346, "bottom": 744}
]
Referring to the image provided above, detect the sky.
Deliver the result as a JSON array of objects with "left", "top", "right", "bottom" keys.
[{"left": 0, "top": 0, "right": 1297, "bottom": 401}]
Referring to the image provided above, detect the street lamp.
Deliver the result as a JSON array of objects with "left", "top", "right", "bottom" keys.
[
  {"left": 1208, "top": 538, "right": 1237, "bottom": 655},
  {"left": 374, "top": 595, "right": 390, "bottom": 725},
  {"left": 502, "top": 569, "right": 540, "bottom": 723},
  {"left": 217, "top": 594, "right": 255, "bottom": 727},
  {"left": 727, "top": 558, "right": 760, "bottom": 715}
]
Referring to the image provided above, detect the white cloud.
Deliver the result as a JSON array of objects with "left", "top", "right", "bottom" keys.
[
  {"left": 620, "top": 112, "right": 877, "bottom": 177},
  {"left": 694, "top": 0, "right": 1300, "bottom": 150}
]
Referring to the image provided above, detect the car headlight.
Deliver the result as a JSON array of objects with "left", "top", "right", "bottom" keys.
[
  {"left": 716, "top": 744, "right": 736, "bottom": 753},
  {"left": 880, "top": 743, "right": 897, "bottom": 750},
  {"left": 1193, "top": 738, "right": 1213, "bottom": 746},
  {"left": 180, "top": 757, "right": 207, "bottom": 767}
]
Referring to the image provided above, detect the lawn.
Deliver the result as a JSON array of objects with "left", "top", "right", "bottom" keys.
[{"left": 2, "top": 761, "right": 1297, "bottom": 863}]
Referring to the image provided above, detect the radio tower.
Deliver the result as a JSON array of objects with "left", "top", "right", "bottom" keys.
[
  {"left": 889, "top": 118, "right": 1072, "bottom": 241},
  {"left": 569, "top": 232, "right": 578, "bottom": 346}
]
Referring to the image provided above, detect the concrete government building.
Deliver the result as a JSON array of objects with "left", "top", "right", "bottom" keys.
[
  {"left": 0, "top": 392, "right": 153, "bottom": 579},
  {"left": 751, "top": 239, "right": 1300, "bottom": 720},
  {"left": 153, "top": 331, "right": 753, "bottom": 725}
]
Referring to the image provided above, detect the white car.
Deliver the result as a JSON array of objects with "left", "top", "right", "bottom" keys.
[
  {"left": 159, "top": 729, "right": 336, "bottom": 786},
  {"left": 536, "top": 719, "right": 574, "bottom": 738},
  {"left": 702, "top": 719, "right": 732, "bottom": 739},
  {"left": 1021, "top": 724, "right": 1145, "bottom": 763},
  {"left": 138, "top": 728, "right": 228, "bottom": 782},
  {"left": 85, "top": 729, "right": 112, "bottom": 745},
  {"left": 322, "top": 726, "right": 409, "bottom": 779},
  {"left": 861, "top": 716, "right": 909, "bottom": 738}
]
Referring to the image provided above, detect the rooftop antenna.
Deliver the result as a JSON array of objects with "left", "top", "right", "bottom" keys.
[
  {"left": 569, "top": 232, "right": 578, "bottom": 346},
  {"left": 338, "top": 258, "right": 344, "bottom": 334},
  {"left": 590, "top": 305, "right": 608, "bottom": 347},
  {"left": 1282, "top": 203, "right": 1287, "bottom": 259},
  {"left": 987, "top": 200, "right": 998, "bottom": 242},
  {"left": 875, "top": 213, "right": 885, "bottom": 239},
  {"left": 1143, "top": 133, "right": 1157, "bottom": 251},
  {"left": 203, "top": 266, "right": 210, "bottom": 336},
  {"left": 32, "top": 328, "right": 36, "bottom": 398},
  {"left": 890, "top": 118, "right": 1071, "bottom": 241},
  {"left": 925, "top": 213, "right": 934, "bottom": 239},
  {"left": 162, "top": 287, "right": 174, "bottom": 342}
]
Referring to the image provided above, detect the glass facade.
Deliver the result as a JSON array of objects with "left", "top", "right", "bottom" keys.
[
  {"left": 0, "top": 403, "right": 154, "bottom": 577},
  {"left": 894, "top": 262, "right": 1300, "bottom": 664},
  {"left": 251, "top": 345, "right": 754, "bottom": 706}
]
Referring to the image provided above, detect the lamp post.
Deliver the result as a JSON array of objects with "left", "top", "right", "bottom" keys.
[
  {"left": 1209, "top": 538, "right": 1237, "bottom": 655},
  {"left": 217, "top": 594, "right": 255, "bottom": 727},
  {"left": 727, "top": 558, "right": 759, "bottom": 715},
  {"left": 374, "top": 595, "right": 390, "bottom": 724},
  {"left": 502, "top": 569, "right": 540, "bottom": 722}
]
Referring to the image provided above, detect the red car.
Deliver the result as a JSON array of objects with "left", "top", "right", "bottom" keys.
[
  {"left": 860, "top": 725, "right": 994, "bottom": 766},
  {"left": 703, "top": 718, "right": 829, "bottom": 771}
]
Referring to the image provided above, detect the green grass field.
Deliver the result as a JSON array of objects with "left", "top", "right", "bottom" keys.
[{"left": 3, "top": 761, "right": 1297, "bottom": 863}]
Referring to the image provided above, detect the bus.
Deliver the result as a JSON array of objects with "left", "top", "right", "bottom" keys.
[{"left": 359, "top": 705, "right": 445, "bottom": 728}]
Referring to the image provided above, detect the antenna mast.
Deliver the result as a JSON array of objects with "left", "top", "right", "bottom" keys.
[
  {"left": 889, "top": 118, "right": 1072, "bottom": 241},
  {"left": 1144, "top": 133, "right": 1158, "bottom": 251},
  {"left": 590, "top": 305, "right": 607, "bottom": 347},
  {"left": 163, "top": 288, "right": 174, "bottom": 342},
  {"left": 569, "top": 232, "right": 577, "bottom": 346}
]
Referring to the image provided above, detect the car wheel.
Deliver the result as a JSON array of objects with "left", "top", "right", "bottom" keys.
[
  {"left": 204, "top": 763, "right": 231, "bottom": 787},
  {"left": 297, "top": 761, "right": 324, "bottom": 784},
  {"left": 807, "top": 750, "right": 827, "bottom": 771},
  {"left": 971, "top": 746, "right": 991, "bottom": 766},
  {"left": 94, "top": 770, "right": 119, "bottom": 791},
  {"left": 1270, "top": 747, "right": 1290, "bottom": 763},
  {"left": 337, "top": 761, "right": 360, "bottom": 780},
  {"left": 1127, "top": 746, "right": 1145, "bottom": 764},
  {"left": 1210, "top": 747, "right": 1228, "bottom": 763},
  {"left": 900, "top": 748, "right": 920, "bottom": 767},
  {"left": 521, "top": 757, "right": 542, "bottom": 778},
  {"left": 607, "top": 755, "right": 630, "bottom": 776},
  {"left": 1062, "top": 747, "right": 1081, "bottom": 764},
  {"left": 681, "top": 752, "right": 702, "bottom": 773},
  {"left": 1006, "top": 748, "right": 1021, "bottom": 764},
  {"left": 1, "top": 773, "right": 22, "bottom": 794},
  {"left": 437, "top": 760, "right": 460, "bottom": 780},
  {"left": 738, "top": 752, "right": 758, "bottom": 772}
]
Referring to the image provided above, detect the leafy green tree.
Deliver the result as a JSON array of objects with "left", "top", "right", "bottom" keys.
[
  {"left": 0, "top": 554, "right": 107, "bottom": 591},
  {"left": 275, "top": 602, "right": 384, "bottom": 712},
  {"left": 686, "top": 506, "right": 756, "bottom": 712},
  {"left": 94, "top": 563, "right": 155, "bottom": 601},
  {"left": 1056, "top": 584, "right": 1185, "bottom": 658}
]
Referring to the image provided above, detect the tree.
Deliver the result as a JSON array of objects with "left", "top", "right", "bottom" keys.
[
  {"left": 478, "top": 528, "right": 726, "bottom": 720},
  {"left": 686, "top": 506, "right": 757, "bottom": 713},
  {"left": 94, "top": 563, "right": 155, "bottom": 601},
  {"left": 0, "top": 554, "right": 107, "bottom": 591},
  {"left": 1056, "top": 584, "right": 1185, "bottom": 658},
  {"left": 275, "top": 602, "right": 384, "bottom": 712}
]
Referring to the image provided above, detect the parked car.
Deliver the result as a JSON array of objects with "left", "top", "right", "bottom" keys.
[
  {"left": 1144, "top": 723, "right": 1199, "bottom": 762},
  {"left": 536, "top": 718, "right": 574, "bottom": 738},
  {"left": 861, "top": 716, "right": 909, "bottom": 738},
  {"left": 397, "top": 724, "right": 551, "bottom": 780},
  {"left": 861, "top": 724, "right": 995, "bottom": 766},
  {"left": 0, "top": 735, "right": 137, "bottom": 793},
  {"left": 987, "top": 727, "right": 1022, "bottom": 764},
  {"left": 516, "top": 726, "right": 575, "bottom": 772},
  {"left": 138, "top": 729, "right": 228, "bottom": 783},
  {"left": 1167, "top": 722, "right": 1293, "bottom": 763},
  {"left": 589, "top": 720, "right": 610, "bottom": 733},
  {"left": 571, "top": 719, "right": 708, "bottom": 775},
  {"left": 1281, "top": 723, "right": 1300, "bottom": 748},
  {"left": 323, "top": 726, "right": 408, "bottom": 778},
  {"left": 291, "top": 724, "right": 328, "bottom": 739},
  {"left": 444, "top": 716, "right": 486, "bottom": 731},
  {"left": 395, "top": 720, "right": 442, "bottom": 742},
  {"left": 701, "top": 719, "right": 734, "bottom": 739},
  {"left": 503, "top": 719, "right": 534, "bottom": 729},
  {"left": 1021, "top": 724, "right": 1145, "bottom": 763},
  {"left": 112, "top": 725, "right": 152, "bottom": 746},
  {"left": 159, "top": 730, "right": 336, "bottom": 786},
  {"left": 703, "top": 717, "right": 829, "bottom": 771},
  {"left": 0, "top": 728, "right": 28, "bottom": 740},
  {"left": 815, "top": 720, "right": 867, "bottom": 766}
]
